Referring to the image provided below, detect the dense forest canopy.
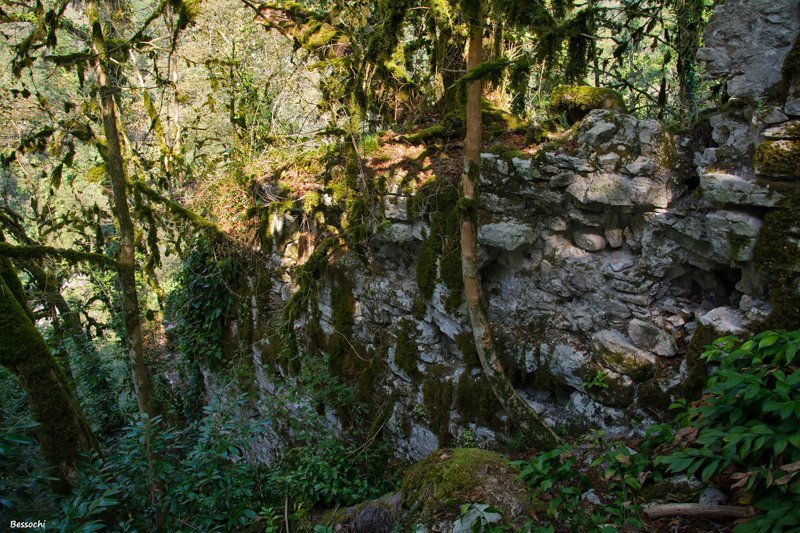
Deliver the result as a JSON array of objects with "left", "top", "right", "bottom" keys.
[{"left": 1, "top": 0, "right": 800, "bottom": 530}]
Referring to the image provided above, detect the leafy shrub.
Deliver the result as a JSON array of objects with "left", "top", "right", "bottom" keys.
[
  {"left": 167, "top": 237, "right": 240, "bottom": 367},
  {"left": 659, "top": 330, "right": 800, "bottom": 532}
]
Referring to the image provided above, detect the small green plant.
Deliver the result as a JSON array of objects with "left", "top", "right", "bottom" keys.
[
  {"left": 658, "top": 330, "right": 800, "bottom": 532},
  {"left": 456, "top": 427, "right": 477, "bottom": 448},
  {"left": 454, "top": 503, "right": 505, "bottom": 532},
  {"left": 582, "top": 370, "right": 609, "bottom": 390}
]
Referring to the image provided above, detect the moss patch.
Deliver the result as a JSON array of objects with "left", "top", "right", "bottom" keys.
[
  {"left": 455, "top": 371, "right": 499, "bottom": 424},
  {"left": 401, "top": 448, "right": 519, "bottom": 518},
  {"left": 753, "top": 140, "right": 800, "bottom": 177},
  {"left": 681, "top": 324, "right": 717, "bottom": 400},
  {"left": 422, "top": 366, "right": 453, "bottom": 445},
  {"left": 550, "top": 85, "right": 625, "bottom": 124},
  {"left": 754, "top": 207, "right": 800, "bottom": 329},
  {"left": 394, "top": 320, "right": 419, "bottom": 376},
  {"left": 456, "top": 332, "right": 480, "bottom": 368},
  {"left": 413, "top": 179, "right": 463, "bottom": 312}
]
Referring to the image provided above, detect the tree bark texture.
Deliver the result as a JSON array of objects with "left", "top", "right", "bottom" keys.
[
  {"left": 0, "top": 257, "right": 97, "bottom": 493},
  {"left": 459, "top": 12, "right": 560, "bottom": 450},
  {"left": 86, "top": 0, "right": 155, "bottom": 419}
]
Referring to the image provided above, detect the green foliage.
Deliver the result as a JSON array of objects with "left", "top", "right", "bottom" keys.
[
  {"left": 273, "top": 434, "right": 391, "bottom": 507},
  {"left": 167, "top": 237, "right": 241, "bottom": 367},
  {"left": 58, "top": 400, "right": 271, "bottom": 531},
  {"left": 582, "top": 369, "right": 608, "bottom": 390},
  {"left": 516, "top": 426, "right": 672, "bottom": 532},
  {"left": 413, "top": 179, "right": 462, "bottom": 312},
  {"left": 658, "top": 330, "right": 800, "bottom": 532},
  {"left": 0, "top": 374, "right": 54, "bottom": 521}
]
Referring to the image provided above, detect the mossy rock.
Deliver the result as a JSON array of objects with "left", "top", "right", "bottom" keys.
[
  {"left": 550, "top": 85, "right": 626, "bottom": 125},
  {"left": 401, "top": 448, "right": 529, "bottom": 522},
  {"left": 753, "top": 140, "right": 800, "bottom": 177}
]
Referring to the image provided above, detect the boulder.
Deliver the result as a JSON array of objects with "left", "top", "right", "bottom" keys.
[
  {"left": 401, "top": 449, "right": 529, "bottom": 522},
  {"left": 628, "top": 318, "right": 677, "bottom": 357},
  {"left": 754, "top": 139, "right": 800, "bottom": 178},
  {"left": 698, "top": 307, "right": 746, "bottom": 336},
  {"left": 591, "top": 329, "right": 657, "bottom": 380},
  {"left": 478, "top": 222, "right": 538, "bottom": 251},
  {"left": 699, "top": 172, "right": 783, "bottom": 207},
  {"left": 573, "top": 229, "right": 606, "bottom": 252},
  {"left": 705, "top": 210, "right": 763, "bottom": 262},
  {"left": 550, "top": 86, "right": 626, "bottom": 124}
]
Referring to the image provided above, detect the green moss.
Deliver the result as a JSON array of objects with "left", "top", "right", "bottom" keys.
[
  {"left": 682, "top": 324, "right": 717, "bottom": 400},
  {"left": 302, "top": 190, "right": 321, "bottom": 214},
  {"left": 755, "top": 209, "right": 800, "bottom": 274},
  {"left": 727, "top": 230, "right": 751, "bottom": 259},
  {"left": 422, "top": 366, "right": 453, "bottom": 444},
  {"left": 401, "top": 448, "right": 515, "bottom": 518},
  {"left": 636, "top": 378, "right": 671, "bottom": 413},
  {"left": 753, "top": 140, "right": 800, "bottom": 177},
  {"left": 401, "top": 124, "right": 448, "bottom": 144},
  {"left": 455, "top": 372, "right": 498, "bottom": 424},
  {"left": 394, "top": 320, "right": 419, "bottom": 376},
  {"left": 550, "top": 85, "right": 625, "bottom": 124},
  {"left": 413, "top": 181, "right": 462, "bottom": 311},
  {"left": 456, "top": 332, "right": 480, "bottom": 368},
  {"left": 754, "top": 207, "right": 800, "bottom": 329},
  {"left": 282, "top": 238, "right": 336, "bottom": 325},
  {"left": 781, "top": 34, "right": 800, "bottom": 95}
]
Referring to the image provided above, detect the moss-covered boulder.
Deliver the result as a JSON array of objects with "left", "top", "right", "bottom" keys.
[
  {"left": 401, "top": 448, "right": 529, "bottom": 523},
  {"left": 754, "top": 139, "right": 800, "bottom": 178},
  {"left": 550, "top": 85, "right": 626, "bottom": 125}
]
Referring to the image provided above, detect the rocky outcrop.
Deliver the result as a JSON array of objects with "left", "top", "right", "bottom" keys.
[{"left": 220, "top": 0, "right": 800, "bottom": 462}]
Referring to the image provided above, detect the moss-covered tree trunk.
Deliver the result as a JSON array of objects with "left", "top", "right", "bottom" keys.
[
  {"left": 674, "top": 0, "right": 705, "bottom": 126},
  {"left": 459, "top": 5, "right": 559, "bottom": 450},
  {"left": 0, "top": 257, "right": 97, "bottom": 493},
  {"left": 86, "top": 0, "right": 155, "bottom": 419}
]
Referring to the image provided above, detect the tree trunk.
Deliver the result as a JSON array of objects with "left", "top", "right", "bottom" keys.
[
  {"left": 0, "top": 257, "right": 97, "bottom": 493},
  {"left": 674, "top": 0, "right": 705, "bottom": 126},
  {"left": 86, "top": 0, "right": 156, "bottom": 419},
  {"left": 459, "top": 11, "right": 559, "bottom": 450}
]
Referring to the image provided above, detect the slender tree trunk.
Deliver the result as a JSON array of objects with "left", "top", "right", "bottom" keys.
[
  {"left": 0, "top": 256, "right": 97, "bottom": 493},
  {"left": 674, "top": 0, "right": 705, "bottom": 126},
  {"left": 86, "top": 0, "right": 155, "bottom": 419},
  {"left": 459, "top": 11, "right": 559, "bottom": 450}
]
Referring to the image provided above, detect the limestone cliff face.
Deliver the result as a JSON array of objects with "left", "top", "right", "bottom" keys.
[{"left": 218, "top": 0, "right": 800, "bottom": 461}]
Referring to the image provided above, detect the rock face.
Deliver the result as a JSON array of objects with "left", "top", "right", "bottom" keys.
[
  {"left": 696, "top": 0, "right": 800, "bottom": 102},
  {"left": 216, "top": 1, "right": 799, "bottom": 463}
]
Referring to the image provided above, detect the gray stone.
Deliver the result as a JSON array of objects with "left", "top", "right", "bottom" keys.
[
  {"left": 699, "top": 486, "right": 730, "bottom": 506},
  {"left": 591, "top": 330, "right": 657, "bottom": 380},
  {"left": 378, "top": 223, "right": 415, "bottom": 242},
  {"left": 760, "top": 107, "right": 789, "bottom": 125},
  {"left": 763, "top": 121, "right": 800, "bottom": 140},
  {"left": 581, "top": 489, "right": 602, "bottom": 506},
  {"left": 699, "top": 306, "right": 746, "bottom": 335},
  {"left": 382, "top": 195, "right": 409, "bottom": 220},
  {"left": 697, "top": 0, "right": 800, "bottom": 101},
  {"left": 705, "top": 210, "right": 762, "bottom": 262},
  {"left": 787, "top": 79, "right": 800, "bottom": 117},
  {"left": 478, "top": 222, "right": 538, "bottom": 251},
  {"left": 541, "top": 342, "right": 591, "bottom": 390},
  {"left": 407, "top": 424, "right": 439, "bottom": 461},
  {"left": 762, "top": 120, "right": 800, "bottom": 140},
  {"left": 699, "top": 172, "right": 783, "bottom": 207},
  {"left": 605, "top": 228, "right": 624, "bottom": 248},
  {"left": 628, "top": 318, "right": 677, "bottom": 357},
  {"left": 582, "top": 120, "right": 617, "bottom": 145},
  {"left": 598, "top": 152, "right": 621, "bottom": 171},
  {"left": 574, "top": 229, "right": 606, "bottom": 252}
]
